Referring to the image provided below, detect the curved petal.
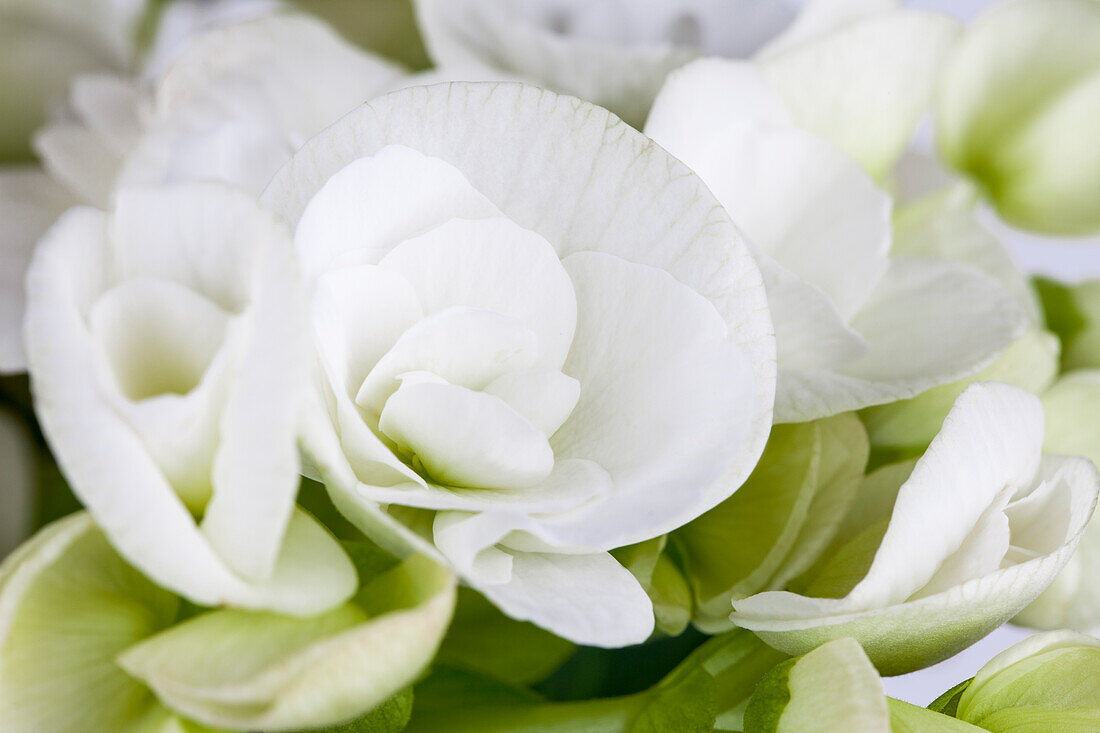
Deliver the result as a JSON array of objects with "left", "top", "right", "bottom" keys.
[
  {"left": 292, "top": 145, "right": 503, "bottom": 281},
  {"left": 757, "top": 0, "right": 898, "bottom": 58},
  {"left": 0, "top": 514, "right": 179, "bottom": 733},
  {"left": 778, "top": 258, "right": 1028, "bottom": 422},
  {"left": 483, "top": 369, "right": 581, "bottom": 437},
  {"left": 379, "top": 379, "right": 554, "bottom": 490},
  {"left": 668, "top": 123, "right": 892, "bottom": 319},
  {"left": 471, "top": 549, "right": 655, "bottom": 648},
  {"left": 538, "top": 252, "right": 756, "bottom": 548},
  {"left": 378, "top": 217, "right": 577, "bottom": 371},
  {"left": 119, "top": 554, "right": 456, "bottom": 731},
  {"left": 262, "top": 81, "right": 776, "bottom": 518},
  {"left": 645, "top": 58, "right": 790, "bottom": 168}
]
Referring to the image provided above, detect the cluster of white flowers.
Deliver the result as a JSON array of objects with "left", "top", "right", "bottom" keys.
[{"left": 1, "top": 1, "right": 1099, "bottom": 731}]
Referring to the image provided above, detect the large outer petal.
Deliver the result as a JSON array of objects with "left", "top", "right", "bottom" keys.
[
  {"left": 263, "top": 81, "right": 775, "bottom": 522},
  {"left": 24, "top": 203, "right": 354, "bottom": 615},
  {"left": 0, "top": 167, "right": 76, "bottom": 373}
]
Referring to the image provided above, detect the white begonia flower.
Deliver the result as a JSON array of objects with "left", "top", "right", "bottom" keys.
[
  {"left": 936, "top": 0, "right": 1100, "bottom": 236},
  {"left": 0, "top": 409, "right": 35, "bottom": 558},
  {"left": 0, "top": 0, "right": 144, "bottom": 160},
  {"left": 0, "top": 14, "right": 406, "bottom": 375},
  {"left": 261, "top": 82, "right": 777, "bottom": 647},
  {"left": 644, "top": 16, "right": 1028, "bottom": 423},
  {"left": 23, "top": 183, "right": 356, "bottom": 616},
  {"left": 731, "top": 383, "right": 1100, "bottom": 675}
]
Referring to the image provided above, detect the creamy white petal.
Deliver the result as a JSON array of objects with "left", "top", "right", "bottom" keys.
[
  {"left": 34, "top": 124, "right": 119, "bottom": 208},
  {"left": 68, "top": 74, "right": 143, "bottom": 156},
  {"left": 544, "top": 251, "right": 756, "bottom": 548},
  {"left": 358, "top": 307, "right": 539, "bottom": 415},
  {"left": 671, "top": 123, "right": 891, "bottom": 318},
  {"left": 377, "top": 217, "right": 577, "bottom": 371},
  {"left": 293, "top": 145, "right": 503, "bottom": 281},
  {"left": 472, "top": 549, "right": 655, "bottom": 648},
  {"left": 757, "top": 0, "right": 898, "bottom": 58},
  {"left": 379, "top": 379, "right": 554, "bottom": 490}
]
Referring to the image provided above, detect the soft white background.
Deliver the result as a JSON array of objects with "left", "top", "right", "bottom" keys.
[{"left": 881, "top": 0, "right": 1100, "bottom": 704}]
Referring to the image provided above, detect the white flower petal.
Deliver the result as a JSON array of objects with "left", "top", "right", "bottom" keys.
[
  {"left": 757, "top": 0, "right": 898, "bottom": 59},
  {"left": 483, "top": 370, "right": 581, "bottom": 437},
  {"left": 292, "top": 145, "right": 503, "bottom": 281},
  {"left": 33, "top": 123, "right": 119, "bottom": 208},
  {"left": 358, "top": 308, "right": 539, "bottom": 415},
  {"left": 0, "top": 167, "right": 76, "bottom": 373},
  {"left": 544, "top": 251, "right": 757, "bottom": 548},
  {"left": 119, "top": 14, "right": 406, "bottom": 196},
  {"left": 662, "top": 121, "right": 891, "bottom": 319},
  {"left": 67, "top": 74, "right": 143, "bottom": 156},
  {"left": 378, "top": 217, "right": 577, "bottom": 371},
  {"left": 778, "top": 259, "right": 1027, "bottom": 422},
  {"left": 645, "top": 59, "right": 790, "bottom": 168},
  {"left": 472, "top": 549, "right": 655, "bottom": 648},
  {"left": 762, "top": 9, "right": 960, "bottom": 178},
  {"left": 379, "top": 380, "right": 554, "bottom": 491},
  {"left": 312, "top": 264, "right": 424, "bottom": 399}
]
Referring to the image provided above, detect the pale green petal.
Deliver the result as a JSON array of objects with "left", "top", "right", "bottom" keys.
[
  {"left": 0, "top": 514, "right": 179, "bottom": 733},
  {"left": 887, "top": 699, "right": 984, "bottom": 732},
  {"left": 613, "top": 536, "right": 693, "bottom": 637},
  {"left": 743, "top": 637, "right": 890, "bottom": 732},
  {"left": 936, "top": 0, "right": 1100, "bottom": 235},
  {"left": 119, "top": 553, "right": 456, "bottom": 731}
]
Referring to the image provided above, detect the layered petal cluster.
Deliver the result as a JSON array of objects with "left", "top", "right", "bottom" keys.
[
  {"left": 731, "top": 383, "right": 1099, "bottom": 675},
  {"left": 0, "top": 14, "right": 406, "bottom": 373},
  {"left": 645, "top": 17, "right": 1028, "bottom": 422},
  {"left": 0, "top": 513, "right": 455, "bottom": 732},
  {"left": 937, "top": 0, "right": 1100, "bottom": 236},
  {"left": 24, "top": 183, "right": 356, "bottom": 615},
  {"left": 262, "top": 81, "right": 777, "bottom": 646}
]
